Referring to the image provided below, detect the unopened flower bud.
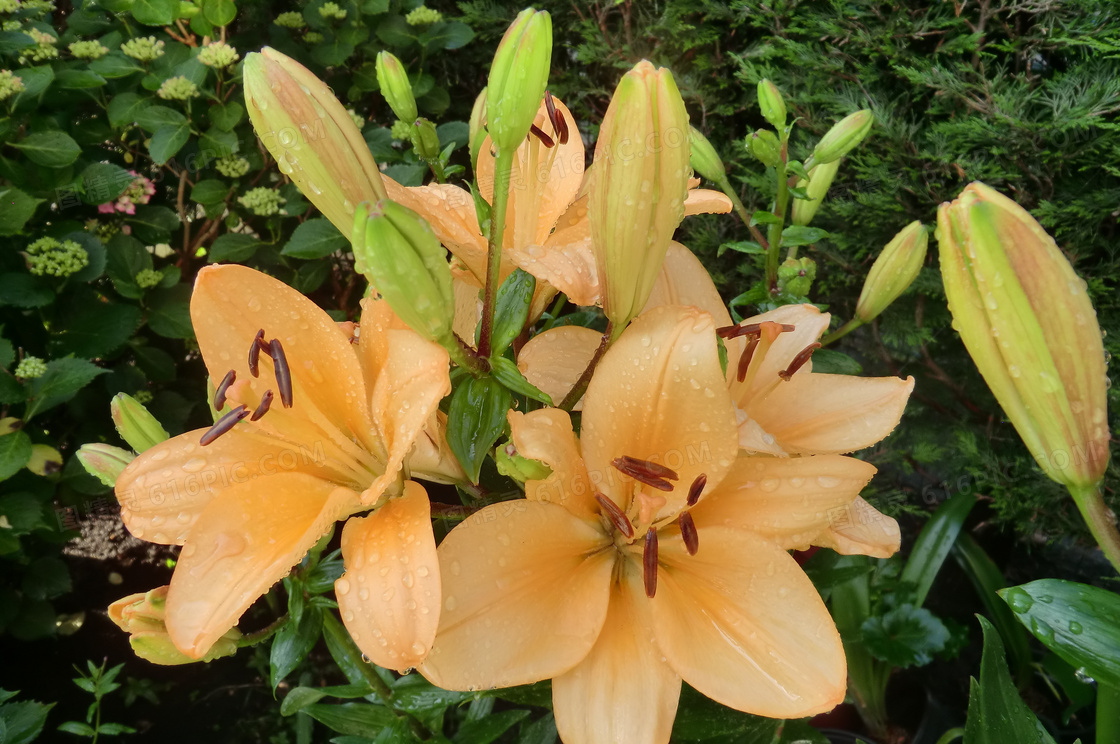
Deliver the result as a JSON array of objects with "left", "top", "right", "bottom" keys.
[
  {"left": 469, "top": 88, "right": 488, "bottom": 170},
  {"left": 411, "top": 118, "right": 441, "bottom": 161},
  {"left": 689, "top": 126, "right": 725, "bottom": 182},
  {"left": 109, "top": 586, "right": 240, "bottom": 665},
  {"left": 111, "top": 393, "right": 169, "bottom": 453},
  {"left": 590, "top": 60, "right": 691, "bottom": 331},
  {"left": 791, "top": 159, "right": 840, "bottom": 227},
  {"left": 495, "top": 441, "right": 552, "bottom": 483},
  {"left": 77, "top": 443, "right": 135, "bottom": 487},
  {"left": 757, "top": 79, "right": 786, "bottom": 130},
  {"left": 748, "top": 129, "right": 781, "bottom": 168},
  {"left": 856, "top": 221, "right": 927, "bottom": 322},
  {"left": 812, "top": 110, "right": 873, "bottom": 165},
  {"left": 375, "top": 51, "right": 417, "bottom": 124},
  {"left": 244, "top": 47, "right": 387, "bottom": 237},
  {"left": 938, "top": 182, "right": 1109, "bottom": 490},
  {"left": 486, "top": 8, "right": 551, "bottom": 152},
  {"left": 27, "top": 444, "right": 63, "bottom": 476},
  {"left": 777, "top": 257, "right": 817, "bottom": 298},
  {"left": 352, "top": 200, "right": 455, "bottom": 343}
]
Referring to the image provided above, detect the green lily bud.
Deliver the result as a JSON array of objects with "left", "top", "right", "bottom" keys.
[
  {"left": 109, "top": 586, "right": 241, "bottom": 665},
  {"left": 27, "top": 444, "right": 63, "bottom": 476},
  {"left": 111, "top": 393, "right": 169, "bottom": 453},
  {"left": 375, "top": 50, "right": 417, "bottom": 124},
  {"left": 495, "top": 441, "right": 552, "bottom": 483},
  {"left": 856, "top": 221, "right": 927, "bottom": 322},
  {"left": 468, "top": 88, "right": 488, "bottom": 171},
  {"left": 791, "top": 159, "right": 840, "bottom": 227},
  {"left": 777, "top": 257, "right": 817, "bottom": 297},
  {"left": 353, "top": 200, "right": 455, "bottom": 343},
  {"left": 689, "top": 126, "right": 725, "bottom": 182},
  {"left": 77, "top": 443, "right": 135, "bottom": 487},
  {"left": 411, "top": 118, "right": 441, "bottom": 161},
  {"left": 938, "top": 182, "right": 1109, "bottom": 490},
  {"left": 812, "top": 109, "right": 873, "bottom": 165},
  {"left": 757, "top": 79, "right": 786, "bottom": 130},
  {"left": 748, "top": 129, "right": 781, "bottom": 168},
  {"left": 486, "top": 8, "right": 552, "bottom": 152}
]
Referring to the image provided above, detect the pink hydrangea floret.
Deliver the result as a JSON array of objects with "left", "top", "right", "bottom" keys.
[{"left": 98, "top": 171, "right": 156, "bottom": 215}]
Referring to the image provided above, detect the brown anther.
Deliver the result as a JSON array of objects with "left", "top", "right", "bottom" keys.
[
  {"left": 643, "top": 528, "right": 659, "bottom": 598},
  {"left": 717, "top": 322, "right": 761, "bottom": 340},
  {"left": 595, "top": 493, "right": 634, "bottom": 539},
  {"left": 544, "top": 91, "right": 569, "bottom": 144},
  {"left": 737, "top": 336, "right": 760, "bottom": 383},
  {"left": 687, "top": 474, "right": 707, "bottom": 506},
  {"left": 529, "top": 123, "right": 555, "bottom": 148},
  {"left": 270, "top": 339, "right": 293, "bottom": 408},
  {"left": 612, "top": 456, "right": 679, "bottom": 491},
  {"left": 679, "top": 511, "right": 699, "bottom": 555},
  {"left": 248, "top": 329, "right": 266, "bottom": 377},
  {"left": 200, "top": 405, "right": 250, "bottom": 446},
  {"left": 213, "top": 369, "right": 236, "bottom": 411},
  {"left": 250, "top": 390, "right": 274, "bottom": 421},
  {"left": 779, "top": 342, "right": 821, "bottom": 381}
]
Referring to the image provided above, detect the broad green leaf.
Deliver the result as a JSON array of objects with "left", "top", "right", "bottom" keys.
[
  {"left": 280, "top": 683, "right": 376, "bottom": 716},
  {"left": 860, "top": 603, "right": 950, "bottom": 668},
  {"left": 0, "top": 187, "right": 44, "bottom": 236},
  {"left": 90, "top": 52, "right": 145, "bottom": 79},
  {"left": 0, "top": 430, "right": 32, "bottom": 481},
  {"left": 426, "top": 21, "right": 474, "bottom": 50},
  {"left": 750, "top": 210, "right": 781, "bottom": 225},
  {"left": 128, "top": 205, "right": 180, "bottom": 243},
  {"left": 321, "top": 611, "right": 390, "bottom": 690},
  {"left": 106, "top": 233, "right": 153, "bottom": 299},
  {"left": 0, "top": 374, "right": 25, "bottom": 405},
  {"left": 201, "top": 0, "right": 235, "bottom": 26},
  {"left": 717, "top": 240, "right": 765, "bottom": 256},
  {"left": 148, "top": 122, "right": 190, "bottom": 165},
  {"left": 281, "top": 218, "right": 348, "bottom": 259},
  {"left": 301, "top": 703, "right": 399, "bottom": 737},
  {"left": 490, "top": 269, "right": 535, "bottom": 356},
  {"left": 0, "top": 274, "right": 52, "bottom": 308},
  {"left": 361, "top": 0, "right": 388, "bottom": 12},
  {"left": 447, "top": 376, "right": 510, "bottom": 483},
  {"left": 135, "top": 104, "right": 186, "bottom": 131},
  {"left": 0, "top": 30, "right": 34, "bottom": 54},
  {"left": 133, "top": 345, "right": 177, "bottom": 382},
  {"left": 24, "top": 358, "right": 107, "bottom": 420},
  {"left": 57, "top": 721, "right": 96, "bottom": 736},
  {"left": 271, "top": 607, "right": 323, "bottom": 690},
  {"left": 311, "top": 38, "right": 355, "bottom": 67},
  {"left": 21, "top": 556, "right": 71, "bottom": 600},
  {"left": 452, "top": 710, "right": 530, "bottom": 744},
  {"left": 0, "top": 338, "right": 12, "bottom": 369},
  {"left": 0, "top": 697, "right": 54, "bottom": 744},
  {"left": 208, "top": 233, "right": 260, "bottom": 263},
  {"left": 810, "top": 348, "right": 862, "bottom": 375},
  {"left": 146, "top": 284, "right": 194, "bottom": 338},
  {"left": 671, "top": 683, "right": 781, "bottom": 742},
  {"left": 131, "top": 0, "right": 176, "bottom": 25},
  {"left": 517, "top": 713, "right": 558, "bottom": 744},
  {"left": 79, "top": 162, "right": 133, "bottom": 204},
  {"left": 10, "top": 131, "right": 81, "bottom": 168},
  {"left": 106, "top": 92, "right": 152, "bottom": 127},
  {"left": 900, "top": 490, "right": 976, "bottom": 607},
  {"left": 490, "top": 357, "right": 552, "bottom": 405},
  {"left": 55, "top": 69, "right": 107, "bottom": 89},
  {"left": 49, "top": 301, "right": 142, "bottom": 359},
  {"left": 190, "top": 179, "right": 230, "bottom": 205},
  {"left": 199, "top": 125, "right": 238, "bottom": 156},
  {"left": 436, "top": 121, "right": 469, "bottom": 150},
  {"left": 209, "top": 101, "right": 243, "bottom": 131},
  {"left": 1000, "top": 578, "right": 1120, "bottom": 687}
]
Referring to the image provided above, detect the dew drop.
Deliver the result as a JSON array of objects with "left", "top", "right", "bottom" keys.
[
  {"left": 336, "top": 578, "right": 351, "bottom": 595},
  {"left": 182, "top": 457, "right": 207, "bottom": 474}
]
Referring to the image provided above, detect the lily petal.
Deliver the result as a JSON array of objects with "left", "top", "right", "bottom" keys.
[
  {"left": 683, "top": 188, "right": 733, "bottom": 217},
  {"left": 750, "top": 374, "right": 915, "bottom": 455},
  {"left": 517, "top": 325, "right": 601, "bottom": 411},
  {"left": 642, "top": 242, "right": 733, "bottom": 327},
  {"left": 553, "top": 562, "right": 681, "bottom": 744},
  {"left": 652, "top": 527, "right": 846, "bottom": 718},
  {"left": 581, "top": 306, "right": 739, "bottom": 520},
  {"left": 508, "top": 409, "right": 597, "bottom": 518},
  {"left": 337, "top": 481, "right": 440, "bottom": 672},
  {"left": 407, "top": 411, "right": 467, "bottom": 485},
  {"left": 812, "top": 496, "right": 901, "bottom": 559},
  {"left": 689, "top": 455, "right": 877, "bottom": 550},
  {"left": 728, "top": 304, "right": 831, "bottom": 405},
  {"left": 453, "top": 278, "right": 481, "bottom": 347},
  {"left": 420, "top": 501, "right": 613, "bottom": 690},
  {"left": 166, "top": 473, "right": 357, "bottom": 657}
]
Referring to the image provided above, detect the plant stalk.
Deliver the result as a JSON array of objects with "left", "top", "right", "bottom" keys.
[
  {"left": 716, "top": 176, "right": 769, "bottom": 251},
  {"left": 1099, "top": 682, "right": 1120, "bottom": 744},
  {"left": 445, "top": 332, "right": 489, "bottom": 378},
  {"left": 1069, "top": 483, "right": 1120, "bottom": 575},
  {"left": 765, "top": 157, "right": 790, "bottom": 296},
  {"left": 559, "top": 322, "right": 615, "bottom": 411},
  {"left": 820, "top": 318, "right": 864, "bottom": 347},
  {"left": 478, "top": 148, "right": 514, "bottom": 359}
]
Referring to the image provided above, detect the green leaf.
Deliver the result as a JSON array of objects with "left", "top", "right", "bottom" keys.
[
  {"left": 8, "top": 66, "right": 53, "bottom": 109},
  {"left": 900, "top": 490, "right": 976, "bottom": 607},
  {"left": 91, "top": 52, "right": 145, "bottom": 79},
  {"left": 389, "top": 676, "right": 472, "bottom": 731},
  {"left": 489, "top": 357, "right": 552, "bottom": 405},
  {"left": 671, "top": 683, "right": 781, "bottom": 742},
  {"left": 453, "top": 710, "right": 530, "bottom": 744},
  {"left": 717, "top": 240, "right": 765, "bottom": 256},
  {"left": 133, "top": 346, "right": 176, "bottom": 382},
  {"left": 146, "top": 284, "right": 194, "bottom": 338},
  {"left": 191, "top": 179, "right": 230, "bottom": 205},
  {"left": 106, "top": 233, "right": 153, "bottom": 299},
  {"left": 0, "top": 431, "right": 32, "bottom": 481},
  {"left": 49, "top": 301, "right": 142, "bottom": 359},
  {"left": 131, "top": 0, "right": 176, "bottom": 25},
  {"left": 0, "top": 374, "right": 25, "bottom": 405},
  {"left": 201, "top": 0, "right": 235, "bottom": 26},
  {"left": 56, "top": 69, "right": 107, "bottom": 89},
  {"left": 281, "top": 218, "right": 348, "bottom": 259},
  {"left": 0, "top": 338, "right": 12, "bottom": 369},
  {"left": 22, "top": 556, "right": 71, "bottom": 599},
  {"left": 67, "top": 232, "right": 107, "bottom": 283},
  {"left": 436, "top": 121, "right": 469, "bottom": 151},
  {"left": 0, "top": 697, "right": 54, "bottom": 744},
  {"left": 148, "top": 122, "right": 190, "bottom": 165},
  {"left": 517, "top": 713, "right": 558, "bottom": 744},
  {"left": 271, "top": 607, "right": 323, "bottom": 690},
  {"left": 860, "top": 603, "right": 950, "bottom": 668},
  {"left": 128, "top": 205, "right": 180, "bottom": 244},
  {"left": 0, "top": 274, "right": 52, "bottom": 308},
  {"left": 963, "top": 616, "right": 1055, "bottom": 744},
  {"left": 311, "top": 38, "right": 355, "bottom": 67},
  {"left": 426, "top": 21, "right": 475, "bottom": 50},
  {"left": 375, "top": 15, "right": 418, "bottom": 47},
  {"left": 1000, "top": 578, "right": 1120, "bottom": 688},
  {"left": 0, "top": 30, "right": 34, "bottom": 54},
  {"left": 810, "top": 348, "right": 862, "bottom": 375},
  {"left": 135, "top": 105, "right": 186, "bottom": 131},
  {"left": 447, "top": 376, "right": 511, "bottom": 484},
  {"left": 749, "top": 210, "right": 781, "bottom": 226},
  {"left": 24, "top": 358, "right": 107, "bottom": 421},
  {"left": 780, "top": 225, "right": 831, "bottom": 247},
  {"left": 10, "top": 131, "right": 81, "bottom": 168},
  {"left": 490, "top": 269, "right": 534, "bottom": 357},
  {"left": 106, "top": 92, "right": 152, "bottom": 128},
  {"left": 801, "top": 549, "right": 875, "bottom": 592},
  {"left": 301, "top": 703, "right": 399, "bottom": 737},
  {"left": 209, "top": 101, "right": 243, "bottom": 131},
  {"left": 0, "top": 187, "right": 44, "bottom": 236},
  {"left": 79, "top": 162, "right": 134, "bottom": 204},
  {"left": 281, "top": 683, "right": 376, "bottom": 716},
  {"left": 361, "top": 0, "right": 388, "bottom": 12},
  {"left": 58, "top": 721, "right": 97, "bottom": 736},
  {"left": 208, "top": 233, "right": 260, "bottom": 263},
  {"left": 199, "top": 125, "right": 238, "bottom": 157}
]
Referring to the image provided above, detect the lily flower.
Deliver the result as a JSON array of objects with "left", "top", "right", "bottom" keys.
[
  {"left": 421, "top": 305, "right": 889, "bottom": 742},
  {"left": 114, "top": 265, "right": 451, "bottom": 671}
]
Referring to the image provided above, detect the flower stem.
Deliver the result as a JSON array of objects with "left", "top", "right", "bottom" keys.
[
  {"left": 820, "top": 318, "right": 864, "bottom": 348},
  {"left": 445, "top": 332, "right": 489, "bottom": 378},
  {"left": 1068, "top": 483, "right": 1120, "bottom": 575},
  {"left": 559, "top": 322, "right": 615, "bottom": 411},
  {"left": 716, "top": 176, "right": 769, "bottom": 252},
  {"left": 765, "top": 155, "right": 790, "bottom": 296},
  {"left": 479, "top": 148, "right": 514, "bottom": 359},
  {"left": 237, "top": 614, "right": 288, "bottom": 647}
]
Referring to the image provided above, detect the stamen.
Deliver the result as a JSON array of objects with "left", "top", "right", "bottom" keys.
[
  {"left": 687, "top": 474, "right": 707, "bottom": 506},
  {"left": 248, "top": 329, "right": 265, "bottom": 377},
  {"left": 612, "top": 456, "right": 678, "bottom": 492},
  {"left": 270, "top": 339, "right": 293, "bottom": 408},
  {"left": 717, "top": 322, "right": 796, "bottom": 340},
  {"left": 250, "top": 390, "right": 273, "bottom": 421},
  {"left": 595, "top": 493, "right": 634, "bottom": 538},
  {"left": 200, "top": 405, "right": 250, "bottom": 446},
  {"left": 529, "top": 123, "right": 555, "bottom": 148},
  {"left": 643, "top": 528, "right": 658, "bottom": 598},
  {"left": 737, "top": 336, "right": 760, "bottom": 382},
  {"left": 213, "top": 369, "right": 236, "bottom": 411},
  {"left": 679, "top": 512, "right": 699, "bottom": 555},
  {"left": 544, "top": 91, "right": 569, "bottom": 144},
  {"left": 779, "top": 342, "right": 821, "bottom": 381}
]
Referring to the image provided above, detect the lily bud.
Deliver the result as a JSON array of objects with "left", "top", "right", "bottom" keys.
[
  {"left": 109, "top": 586, "right": 240, "bottom": 665},
  {"left": 589, "top": 60, "right": 691, "bottom": 331},
  {"left": 937, "top": 182, "right": 1109, "bottom": 489},
  {"left": 468, "top": 88, "right": 488, "bottom": 170},
  {"left": 111, "top": 393, "right": 169, "bottom": 453},
  {"left": 495, "top": 441, "right": 552, "bottom": 483},
  {"left": 375, "top": 51, "right": 417, "bottom": 124},
  {"left": 77, "top": 443, "right": 135, "bottom": 487},
  {"left": 486, "top": 8, "right": 552, "bottom": 152},
  {"left": 353, "top": 200, "right": 455, "bottom": 343},
  {"left": 757, "top": 79, "right": 786, "bottom": 130},
  {"left": 791, "top": 159, "right": 840, "bottom": 226},
  {"left": 856, "top": 221, "right": 928, "bottom": 323},
  {"left": 244, "top": 47, "right": 388, "bottom": 237},
  {"left": 777, "top": 257, "right": 817, "bottom": 297},
  {"left": 27, "top": 444, "right": 63, "bottom": 476},
  {"left": 812, "top": 110, "right": 873, "bottom": 165},
  {"left": 689, "top": 126, "right": 725, "bottom": 182},
  {"left": 747, "top": 129, "right": 781, "bottom": 168},
  {"left": 411, "top": 118, "right": 441, "bottom": 161}
]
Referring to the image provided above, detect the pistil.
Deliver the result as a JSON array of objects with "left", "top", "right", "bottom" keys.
[{"left": 643, "top": 528, "right": 658, "bottom": 598}]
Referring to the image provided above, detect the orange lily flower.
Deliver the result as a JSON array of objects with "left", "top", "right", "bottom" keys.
[
  {"left": 518, "top": 242, "right": 914, "bottom": 557},
  {"left": 421, "top": 305, "right": 887, "bottom": 742},
  {"left": 114, "top": 265, "right": 452, "bottom": 671}
]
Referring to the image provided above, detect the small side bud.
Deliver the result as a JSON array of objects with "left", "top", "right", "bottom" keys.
[
  {"left": 856, "top": 221, "right": 927, "bottom": 322},
  {"left": 777, "top": 257, "right": 817, "bottom": 298},
  {"left": 791, "top": 160, "right": 840, "bottom": 227},
  {"left": 77, "top": 443, "right": 135, "bottom": 487},
  {"left": 812, "top": 109, "right": 874, "bottom": 165},
  {"left": 468, "top": 87, "right": 488, "bottom": 170},
  {"left": 486, "top": 8, "right": 552, "bottom": 152},
  {"left": 111, "top": 393, "right": 169, "bottom": 453},
  {"left": 410, "top": 118, "right": 442, "bottom": 161},
  {"left": 748, "top": 129, "right": 781, "bottom": 168},
  {"left": 109, "top": 586, "right": 241, "bottom": 665},
  {"left": 689, "top": 126, "right": 725, "bottom": 182},
  {"left": 495, "top": 442, "right": 553, "bottom": 483},
  {"left": 375, "top": 50, "right": 417, "bottom": 124},
  {"left": 757, "top": 79, "right": 786, "bottom": 130}
]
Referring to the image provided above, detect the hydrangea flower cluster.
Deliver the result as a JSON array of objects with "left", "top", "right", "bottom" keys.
[
  {"left": 237, "top": 187, "right": 285, "bottom": 216},
  {"left": 198, "top": 40, "right": 239, "bottom": 69},
  {"left": 0, "top": 0, "right": 19, "bottom": 13},
  {"left": 273, "top": 11, "right": 305, "bottom": 28},
  {"left": 214, "top": 155, "right": 251, "bottom": 178},
  {"left": 135, "top": 269, "right": 164, "bottom": 289},
  {"left": 14, "top": 356, "right": 47, "bottom": 379},
  {"left": 98, "top": 172, "right": 156, "bottom": 215},
  {"left": 85, "top": 219, "right": 120, "bottom": 241},
  {"left": 121, "top": 36, "right": 165, "bottom": 61},
  {"left": 318, "top": 2, "right": 346, "bottom": 20},
  {"left": 18, "top": 27, "right": 58, "bottom": 64},
  {"left": 25, "top": 237, "right": 89, "bottom": 277},
  {"left": 347, "top": 108, "right": 364, "bottom": 129},
  {"left": 158, "top": 76, "right": 200, "bottom": 100},
  {"left": 69, "top": 39, "right": 110, "bottom": 59},
  {"left": 303, "top": 31, "right": 323, "bottom": 43},
  {"left": 0, "top": 69, "right": 24, "bottom": 101},
  {"left": 390, "top": 119, "right": 412, "bottom": 141},
  {"left": 405, "top": 5, "right": 441, "bottom": 25}
]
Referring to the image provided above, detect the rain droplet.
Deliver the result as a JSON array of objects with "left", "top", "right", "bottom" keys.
[{"left": 336, "top": 578, "right": 351, "bottom": 595}]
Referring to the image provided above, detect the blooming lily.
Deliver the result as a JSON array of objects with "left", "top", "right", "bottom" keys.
[
  {"left": 421, "top": 305, "right": 889, "bottom": 742},
  {"left": 114, "top": 265, "right": 452, "bottom": 671}
]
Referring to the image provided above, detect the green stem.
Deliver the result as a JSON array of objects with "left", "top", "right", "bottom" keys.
[
  {"left": 445, "top": 332, "right": 489, "bottom": 378},
  {"left": 1099, "top": 682, "right": 1120, "bottom": 744},
  {"left": 558, "top": 322, "right": 615, "bottom": 411},
  {"left": 237, "top": 613, "right": 288, "bottom": 647},
  {"left": 478, "top": 148, "right": 514, "bottom": 359},
  {"left": 765, "top": 157, "right": 790, "bottom": 296},
  {"left": 933, "top": 728, "right": 964, "bottom": 744},
  {"left": 1068, "top": 483, "right": 1120, "bottom": 575},
  {"left": 716, "top": 176, "right": 770, "bottom": 252},
  {"left": 427, "top": 157, "right": 447, "bottom": 184},
  {"left": 820, "top": 318, "right": 864, "bottom": 347}
]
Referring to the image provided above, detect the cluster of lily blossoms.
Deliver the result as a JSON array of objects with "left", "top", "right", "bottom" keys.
[{"left": 106, "top": 9, "right": 918, "bottom": 743}]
